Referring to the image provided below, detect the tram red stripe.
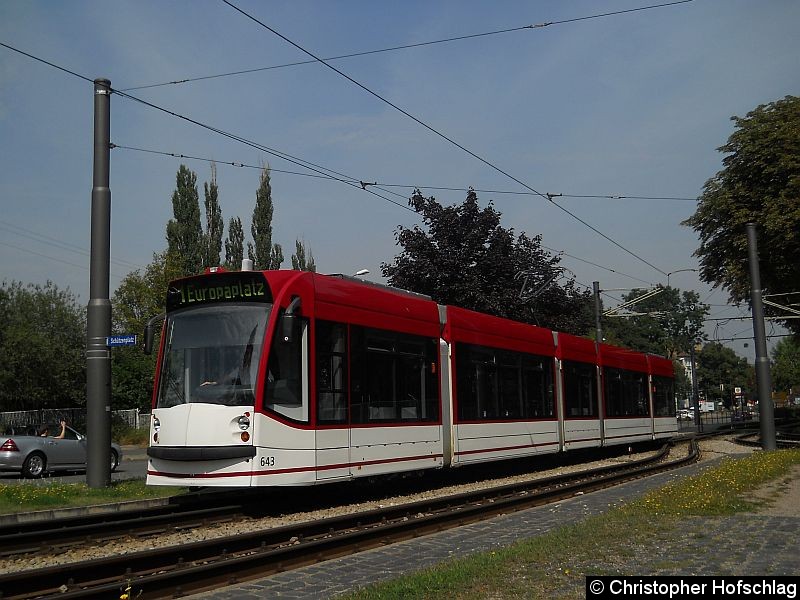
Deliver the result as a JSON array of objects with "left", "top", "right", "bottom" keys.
[
  {"left": 148, "top": 452, "right": 444, "bottom": 479},
  {"left": 454, "top": 441, "right": 559, "bottom": 457}
]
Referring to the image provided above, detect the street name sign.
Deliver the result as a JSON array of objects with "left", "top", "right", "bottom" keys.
[{"left": 107, "top": 334, "right": 137, "bottom": 347}]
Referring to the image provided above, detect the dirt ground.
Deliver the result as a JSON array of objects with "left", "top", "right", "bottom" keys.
[
  {"left": 700, "top": 437, "right": 800, "bottom": 517},
  {"left": 747, "top": 464, "right": 800, "bottom": 517}
]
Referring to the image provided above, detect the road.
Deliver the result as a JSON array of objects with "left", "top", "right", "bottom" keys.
[{"left": 0, "top": 446, "right": 148, "bottom": 484}]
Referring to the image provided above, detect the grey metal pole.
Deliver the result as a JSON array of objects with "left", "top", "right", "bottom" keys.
[
  {"left": 689, "top": 344, "right": 702, "bottom": 433},
  {"left": 746, "top": 223, "right": 776, "bottom": 451},
  {"left": 86, "top": 78, "right": 112, "bottom": 487},
  {"left": 593, "top": 281, "right": 603, "bottom": 345}
]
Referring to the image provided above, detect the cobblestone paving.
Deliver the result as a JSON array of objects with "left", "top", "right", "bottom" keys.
[{"left": 192, "top": 460, "right": 799, "bottom": 599}]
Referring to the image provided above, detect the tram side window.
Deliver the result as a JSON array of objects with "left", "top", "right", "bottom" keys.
[
  {"left": 604, "top": 367, "right": 649, "bottom": 417},
  {"left": 316, "top": 320, "right": 348, "bottom": 424},
  {"left": 456, "top": 346, "right": 497, "bottom": 420},
  {"left": 652, "top": 375, "right": 675, "bottom": 417},
  {"left": 456, "top": 343, "right": 554, "bottom": 421},
  {"left": 563, "top": 360, "right": 598, "bottom": 418},
  {"left": 265, "top": 314, "right": 309, "bottom": 423},
  {"left": 522, "top": 355, "right": 554, "bottom": 418},
  {"left": 349, "top": 326, "right": 439, "bottom": 424}
]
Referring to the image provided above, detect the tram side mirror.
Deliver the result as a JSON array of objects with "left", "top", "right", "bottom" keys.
[
  {"left": 143, "top": 313, "right": 165, "bottom": 355},
  {"left": 280, "top": 313, "right": 297, "bottom": 344},
  {"left": 280, "top": 296, "right": 302, "bottom": 344}
]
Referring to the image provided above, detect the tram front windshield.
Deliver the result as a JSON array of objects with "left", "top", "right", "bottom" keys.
[{"left": 156, "top": 304, "right": 269, "bottom": 408}]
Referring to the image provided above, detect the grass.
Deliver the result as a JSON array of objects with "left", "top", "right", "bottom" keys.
[
  {"left": 344, "top": 448, "right": 800, "bottom": 600},
  {"left": 0, "top": 479, "right": 183, "bottom": 514},
  {"left": 114, "top": 427, "right": 150, "bottom": 446}
]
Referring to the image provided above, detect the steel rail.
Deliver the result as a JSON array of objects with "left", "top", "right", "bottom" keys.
[
  {"left": 0, "top": 443, "right": 666, "bottom": 556},
  {"left": 733, "top": 432, "right": 799, "bottom": 449},
  {"left": 0, "top": 504, "right": 245, "bottom": 557},
  {"left": 0, "top": 441, "right": 697, "bottom": 600}
]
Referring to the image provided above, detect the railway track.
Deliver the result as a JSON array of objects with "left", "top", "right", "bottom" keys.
[
  {"left": 734, "top": 431, "right": 800, "bottom": 448},
  {"left": 0, "top": 489, "right": 266, "bottom": 558},
  {"left": 0, "top": 442, "right": 665, "bottom": 557},
  {"left": 0, "top": 441, "right": 697, "bottom": 600}
]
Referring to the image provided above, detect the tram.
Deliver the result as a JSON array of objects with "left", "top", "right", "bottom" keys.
[{"left": 145, "top": 268, "right": 676, "bottom": 487}]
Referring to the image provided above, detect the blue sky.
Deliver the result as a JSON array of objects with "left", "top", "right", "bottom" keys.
[{"left": 1, "top": 0, "right": 798, "bottom": 360}]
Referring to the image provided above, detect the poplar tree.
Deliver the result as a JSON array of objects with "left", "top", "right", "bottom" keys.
[
  {"left": 166, "top": 165, "right": 203, "bottom": 277},
  {"left": 291, "top": 239, "right": 317, "bottom": 272},
  {"left": 225, "top": 217, "right": 245, "bottom": 270},
  {"left": 248, "top": 166, "right": 283, "bottom": 270},
  {"left": 203, "top": 163, "right": 224, "bottom": 269}
]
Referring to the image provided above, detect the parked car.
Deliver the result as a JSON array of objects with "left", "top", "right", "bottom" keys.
[
  {"left": 677, "top": 409, "right": 694, "bottom": 420},
  {"left": 0, "top": 423, "right": 121, "bottom": 478}
]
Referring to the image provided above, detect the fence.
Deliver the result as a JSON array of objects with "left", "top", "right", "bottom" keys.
[
  {"left": 676, "top": 408, "right": 759, "bottom": 431},
  {"left": 0, "top": 408, "right": 151, "bottom": 431}
]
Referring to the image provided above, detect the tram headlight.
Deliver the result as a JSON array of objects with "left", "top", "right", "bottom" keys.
[
  {"left": 237, "top": 415, "right": 251, "bottom": 431},
  {"left": 153, "top": 417, "right": 161, "bottom": 432}
]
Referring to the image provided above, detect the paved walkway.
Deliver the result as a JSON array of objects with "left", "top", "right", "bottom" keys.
[{"left": 191, "top": 459, "right": 799, "bottom": 599}]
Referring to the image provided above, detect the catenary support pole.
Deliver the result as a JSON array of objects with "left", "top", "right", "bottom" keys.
[
  {"left": 593, "top": 281, "right": 602, "bottom": 345},
  {"left": 689, "top": 343, "right": 702, "bottom": 433},
  {"left": 746, "top": 223, "right": 776, "bottom": 451},
  {"left": 86, "top": 78, "right": 112, "bottom": 487}
]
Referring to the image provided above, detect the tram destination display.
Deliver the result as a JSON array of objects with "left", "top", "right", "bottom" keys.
[{"left": 166, "top": 271, "right": 272, "bottom": 311}]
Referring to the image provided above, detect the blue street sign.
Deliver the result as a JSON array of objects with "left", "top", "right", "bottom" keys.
[{"left": 107, "top": 334, "right": 138, "bottom": 347}]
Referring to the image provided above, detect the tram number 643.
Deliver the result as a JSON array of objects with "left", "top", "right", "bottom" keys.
[{"left": 260, "top": 456, "right": 275, "bottom": 467}]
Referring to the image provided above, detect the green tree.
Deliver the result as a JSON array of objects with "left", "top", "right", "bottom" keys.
[
  {"left": 112, "top": 251, "right": 179, "bottom": 336},
  {"left": 382, "top": 189, "right": 593, "bottom": 334},
  {"left": 166, "top": 165, "right": 203, "bottom": 277},
  {"left": 111, "top": 252, "right": 181, "bottom": 412},
  {"left": 291, "top": 239, "right": 316, "bottom": 272},
  {"left": 203, "top": 163, "right": 224, "bottom": 269},
  {"left": 225, "top": 216, "right": 245, "bottom": 270},
  {"left": 771, "top": 337, "right": 800, "bottom": 392},
  {"left": 248, "top": 166, "right": 283, "bottom": 270},
  {"left": 683, "top": 96, "right": 800, "bottom": 334},
  {"left": 0, "top": 281, "right": 85, "bottom": 411},
  {"left": 602, "top": 286, "right": 709, "bottom": 358},
  {"left": 696, "top": 342, "right": 753, "bottom": 408}
]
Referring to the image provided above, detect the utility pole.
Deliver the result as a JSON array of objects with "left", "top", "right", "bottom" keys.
[
  {"left": 689, "top": 343, "right": 702, "bottom": 433},
  {"left": 593, "top": 281, "right": 603, "bottom": 346},
  {"left": 86, "top": 78, "right": 112, "bottom": 487},
  {"left": 746, "top": 223, "right": 776, "bottom": 451}
]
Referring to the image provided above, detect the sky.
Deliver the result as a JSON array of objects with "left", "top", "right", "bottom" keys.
[{"left": 1, "top": 0, "right": 798, "bottom": 362}]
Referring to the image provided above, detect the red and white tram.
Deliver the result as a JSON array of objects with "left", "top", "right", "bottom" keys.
[{"left": 145, "top": 269, "right": 676, "bottom": 487}]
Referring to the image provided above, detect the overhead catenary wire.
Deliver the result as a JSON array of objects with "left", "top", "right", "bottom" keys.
[
  {"left": 110, "top": 144, "right": 411, "bottom": 203},
  {"left": 0, "top": 38, "right": 667, "bottom": 293},
  {"left": 0, "top": 219, "right": 145, "bottom": 271},
  {"left": 222, "top": 0, "right": 670, "bottom": 278},
  {"left": 108, "top": 88, "right": 418, "bottom": 214},
  {"left": 121, "top": 0, "right": 694, "bottom": 91},
  {"left": 113, "top": 143, "right": 657, "bottom": 290},
  {"left": 0, "top": 240, "right": 127, "bottom": 281},
  {"left": 2, "top": 36, "right": 673, "bottom": 276},
  {"left": 1, "top": 37, "right": 673, "bottom": 287},
  {"left": 0, "top": 40, "right": 401, "bottom": 210},
  {"left": 112, "top": 144, "right": 688, "bottom": 290},
  {"left": 112, "top": 145, "right": 699, "bottom": 203},
  {"left": 712, "top": 334, "right": 792, "bottom": 342},
  {"left": 0, "top": 42, "right": 95, "bottom": 84},
  {"left": 378, "top": 184, "right": 698, "bottom": 202}
]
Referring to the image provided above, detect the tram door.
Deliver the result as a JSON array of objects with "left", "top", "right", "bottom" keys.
[{"left": 315, "top": 321, "right": 352, "bottom": 481}]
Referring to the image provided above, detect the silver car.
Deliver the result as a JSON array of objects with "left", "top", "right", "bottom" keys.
[{"left": 0, "top": 423, "right": 122, "bottom": 478}]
